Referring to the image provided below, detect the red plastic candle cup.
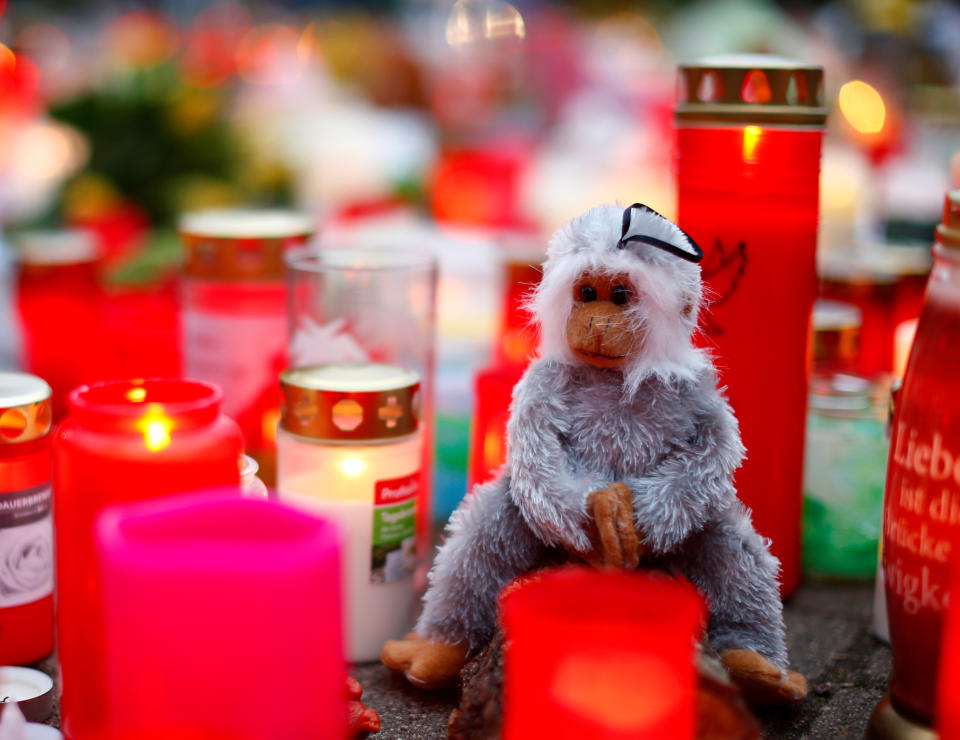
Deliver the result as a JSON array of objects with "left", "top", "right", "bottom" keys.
[
  {"left": 0, "top": 373, "right": 54, "bottom": 665},
  {"left": 500, "top": 568, "right": 705, "bottom": 740},
  {"left": 95, "top": 493, "right": 344, "bottom": 740},
  {"left": 495, "top": 234, "right": 544, "bottom": 368},
  {"left": 467, "top": 363, "right": 524, "bottom": 490},
  {"left": 874, "top": 192, "right": 960, "bottom": 731},
  {"left": 53, "top": 378, "right": 243, "bottom": 739},
  {"left": 14, "top": 230, "right": 105, "bottom": 418},
  {"left": 179, "top": 209, "right": 314, "bottom": 485},
  {"left": 940, "top": 551, "right": 960, "bottom": 739},
  {"left": 675, "top": 55, "right": 826, "bottom": 597}
]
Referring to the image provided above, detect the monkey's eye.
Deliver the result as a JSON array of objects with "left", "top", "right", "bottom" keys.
[
  {"left": 610, "top": 285, "right": 631, "bottom": 306},
  {"left": 579, "top": 284, "right": 598, "bottom": 302}
]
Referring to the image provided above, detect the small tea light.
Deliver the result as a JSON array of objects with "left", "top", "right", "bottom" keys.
[{"left": 0, "top": 667, "right": 54, "bottom": 722}]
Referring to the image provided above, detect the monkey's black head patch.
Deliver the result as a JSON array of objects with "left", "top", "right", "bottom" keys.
[{"left": 617, "top": 203, "right": 703, "bottom": 264}]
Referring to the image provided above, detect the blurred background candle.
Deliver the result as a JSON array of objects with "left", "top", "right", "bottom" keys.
[
  {"left": 500, "top": 568, "right": 704, "bottom": 740},
  {"left": 286, "top": 248, "right": 436, "bottom": 567},
  {"left": 53, "top": 378, "right": 243, "bottom": 739},
  {"left": 869, "top": 191, "right": 960, "bottom": 736},
  {"left": 179, "top": 209, "right": 314, "bottom": 485},
  {"left": 13, "top": 231, "right": 104, "bottom": 419},
  {"left": 0, "top": 373, "right": 53, "bottom": 666},
  {"left": 96, "top": 494, "right": 344, "bottom": 740},
  {"left": 675, "top": 55, "right": 826, "bottom": 598},
  {"left": 277, "top": 363, "right": 421, "bottom": 662}
]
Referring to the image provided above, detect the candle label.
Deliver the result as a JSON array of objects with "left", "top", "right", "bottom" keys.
[
  {"left": 371, "top": 472, "right": 418, "bottom": 584},
  {"left": 0, "top": 484, "right": 53, "bottom": 608}
]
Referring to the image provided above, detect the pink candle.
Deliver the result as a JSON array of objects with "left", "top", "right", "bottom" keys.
[{"left": 95, "top": 493, "right": 344, "bottom": 740}]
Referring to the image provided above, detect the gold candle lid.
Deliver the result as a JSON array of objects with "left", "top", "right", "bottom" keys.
[
  {"left": 676, "top": 54, "right": 826, "bottom": 126},
  {"left": 179, "top": 209, "right": 314, "bottom": 280},
  {"left": 280, "top": 363, "right": 420, "bottom": 442},
  {"left": 936, "top": 190, "right": 960, "bottom": 249},
  {"left": 0, "top": 373, "right": 53, "bottom": 444}
]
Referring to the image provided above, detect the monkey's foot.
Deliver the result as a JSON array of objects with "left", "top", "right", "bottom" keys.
[
  {"left": 381, "top": 633, "right": 469, "bottom": 690},
  {"left": 720, "top": 649, "right": 808, "bottom": 706}
]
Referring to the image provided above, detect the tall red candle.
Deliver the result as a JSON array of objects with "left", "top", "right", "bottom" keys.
[
  {"left": 939, "top": 549, "right": 960, "bottom": 739},
  {"left": 96, "top": 494, "right": 344, "bottom": 740},
  {"left": 870, "top": 192, "right": 960, "bottom": 734},
  {"left": 0, "top": 373, "right": 54, "bottom": 665},
  {"left": 53, "top": 378, "right": 243, "bottom": 739},
  {"left": 500, "top": 568, "right": 704, "bottom": 740},
  {"left": 179, "top": 209, "right": 313, "bottom": 484},
  {"left": 675, "top": 56, "right": 825, "bottom": 597}
]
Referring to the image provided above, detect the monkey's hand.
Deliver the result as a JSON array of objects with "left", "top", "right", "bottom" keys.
[
  {"left": 575, "top": 482, "right": 647, "bottom": 569},
  {"left": 381, "top": 633, "right": 469, "bottom": 690}
]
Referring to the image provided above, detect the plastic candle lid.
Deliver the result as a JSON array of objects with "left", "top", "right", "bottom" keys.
[
  {"left": 0, "top": 373, "right": 52, "bottom": 444},
  {"left": 16, "top": 230, "right": 100, "bottom": 265},
  {"left": 675, "top": 53, "right": 826, "bottom": 126},
  {"left": 280, "top": 363, "right": 420, "bottom": 442},
  {"left": 179, "top": 209, "right": 314, "bottom": 239}
]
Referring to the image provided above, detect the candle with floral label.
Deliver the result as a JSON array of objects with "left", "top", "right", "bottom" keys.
[
  {"left": 0, "top": 374, "right": 54, "bottom": 666},
  {"left": 277, "top": 364, "right": 421, "bottom": 662},
  {"left": 869, "top": 191, "right": 960, "bottom": 736},
  {"left": 179, "top": 209, "right": 313, "bottom": 483},
  {"left": 53, "top": 378, "right": 243, "bottom": 739}
]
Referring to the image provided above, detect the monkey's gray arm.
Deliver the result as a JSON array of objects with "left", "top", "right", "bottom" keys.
[
  {"left": 625, "top": 385, "right": 746, "bottom": 554},
  {"left": 415, "top": 476, "right": 547, "bottom": 650},
  {"left": 506, "top": 360, "right": 599, "bottom": 553}
]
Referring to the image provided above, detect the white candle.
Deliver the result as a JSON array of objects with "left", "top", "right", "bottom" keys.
[
  {"left": 0, "top": 668, "right": 53, "bottom": 725},
  {"left": 277, "top": 364, "right": 422, "bottom": 662}
]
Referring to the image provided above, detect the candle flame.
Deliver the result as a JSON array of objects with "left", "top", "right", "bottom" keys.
[
  {"left": 838, "top": 80, "right": 886, "bottom": 135},
  {"left": 742, "top": 125, "right": 762, "bottom": 163},
  {"left": 137, "top": 404, "right": 173, "bottom": 452},
  {"left": 125, "top": 387, "right": 147, "bottom": 402},
  {"left": 340, "top": 457, "right": 366, "bottom": 476}
]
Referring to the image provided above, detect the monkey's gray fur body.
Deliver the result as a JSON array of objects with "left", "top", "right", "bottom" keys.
[{"left": 415, "top": 204, "right": 789, "bottom": 669}]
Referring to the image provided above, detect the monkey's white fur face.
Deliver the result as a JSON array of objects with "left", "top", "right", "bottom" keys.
[{"left": 531, "top": 203, "right": 708, "bottom": 394}]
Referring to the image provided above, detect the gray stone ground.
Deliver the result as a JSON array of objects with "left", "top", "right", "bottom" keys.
[{"left": 354, "top": 582, "right": 890, "bottom": 740}]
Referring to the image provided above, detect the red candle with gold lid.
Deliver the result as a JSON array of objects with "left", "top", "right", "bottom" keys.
[
  {"left": 675, "top": 55, "right": 826, "bottom": 597},
  {"left": 0, "top": 372, "right": 54, "bottom": 665}
]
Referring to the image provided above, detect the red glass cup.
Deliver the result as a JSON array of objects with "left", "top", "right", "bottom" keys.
[
  {"left": 14, "top": 230, "right": 105, "bottom": 418},
  {"left": 96, "top": 493, "right": 344, "bottom": 740},
  {"left": 675, "top": 57, "right": 825, "bottom": 597},
  {"left": 0, "top": 373, "right": 54, "bottom": 665},
  {"left": 501, "top": 568, "right": 704, "bottom": 740},
  {"left": 53, "top": 378, "right": 243, "bottom": 739}
]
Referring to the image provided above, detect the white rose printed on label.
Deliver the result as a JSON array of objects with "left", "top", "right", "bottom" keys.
[
  {"left": 0, "top": 485, "right": 53, "bottom": 608},
  {"left": 371, "top": 472, "right": 418, "bottom": 584}
]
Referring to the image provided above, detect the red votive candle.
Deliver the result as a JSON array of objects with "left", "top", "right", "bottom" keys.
[
  {"left": 501, "top": 568, "right": 704, "bottom": 740},
  {"left": 53, "top": 378, "right": 243, "bottom": 739},
  {"left": 871, "top": 192, "right": 960, "bottom": 733},
  {"left": 675, "top": 55, "right": 826, "bottom": 597},
  {"left": 96, "top": 493, "right": 344, "bottom": 740},
  {"left": 467, "top": 363, "right": 524, "bottom": 490},
  {"left": 179, "top": 209, "right": 314, "bottom": 484},
  {"left": 0, "top": 373, "right": 54, "bottom": 665}
]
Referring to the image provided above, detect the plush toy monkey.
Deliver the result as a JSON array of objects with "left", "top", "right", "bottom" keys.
[{"left": 382, "top": 203, "right": 808, "bottom": 705}]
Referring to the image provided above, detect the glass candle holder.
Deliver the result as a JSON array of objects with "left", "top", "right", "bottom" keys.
[
  {"left": 53, "top": 378, "right": 243, "bottom": 739},
  {"left": 95, "top": 493, "right": 344, "bottom": 740},
  {"left": 277, "top": 364, "right": 421, "bottom": 662},
  {"left": 179, "top": 209, "right": 314, "bottom": 485},
  {"left": 286, "top": 248, "right": 437, "bottom": 566},
  {"left": 869, "top": 191, "right": 960, "bottom": 734},
  {"left": 675, "top": 55, "right": 826, "bottom": 597},
  {"left": 0, "top": 373, "right": 54, "bottom": 665},
  {"left": 802, "top": 374, "right": 889, "bottom": 581},
  {"left": 500, "top": 568, "right": 704, "bottom": 740},
  {"left": 14, "top": 230, "right": 104, "bottom": 418}
]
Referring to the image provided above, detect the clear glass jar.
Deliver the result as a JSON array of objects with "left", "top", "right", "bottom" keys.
[
  {"left": 802, "top": 373, "right": 888, "bottom": 581},
  {"left": 276, "top": 363, "right": 421, "bottom": 662},
  {"left": 286, "top": 247, "right": 437, "bottom": 571}
]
